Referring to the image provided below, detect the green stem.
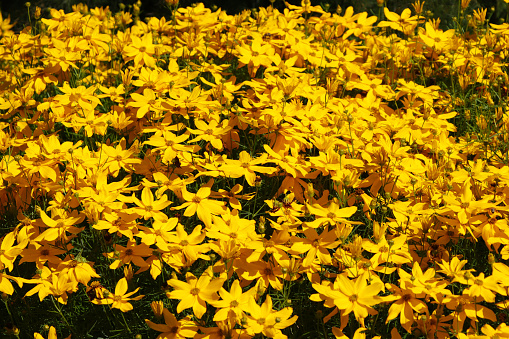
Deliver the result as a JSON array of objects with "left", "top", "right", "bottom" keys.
[
  {"left": 51, "top": 295, "right": 73, "bottom": 335},
  {"left": 120, "top": 311, "right": 132, "bottom": 333}
]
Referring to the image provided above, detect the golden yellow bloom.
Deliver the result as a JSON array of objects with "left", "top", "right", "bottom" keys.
[
  {"left": 167, "top": 270, "right": 224, "bottom": 318},
  {"left": 92, "top": 277, "right": 144, "bottom": 312}
]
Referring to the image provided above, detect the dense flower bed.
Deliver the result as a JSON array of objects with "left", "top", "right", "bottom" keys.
[{"left": 1, "top": 1, "right": 509, "bottom": 338}]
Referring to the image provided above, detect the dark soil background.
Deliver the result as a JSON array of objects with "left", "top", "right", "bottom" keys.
[{"left": 1, "top": 0, "right": 505, "bottom": 33}]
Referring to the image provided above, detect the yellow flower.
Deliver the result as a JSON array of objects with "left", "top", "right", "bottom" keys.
[
  {"left": 221, "top": 151, "right": 276, "bottom": 187},
  {"left": 378, "top": 8, "right": 419, "bottom": 35},
  {"left": 384, "top": 284, "right": 427, "bottom": 333},
  {"left": 291, "top": 227, "right": 340, "bottom": 267},
  {"left": 210, "top": 279, "right": 253, "bottom": 322},
  {"left": 312, "top": 274, "right": 383, "bottom": 326},
  {"left": 306, "top": 200, "right": 359, "bottom": 228},
  {"left": 174, "top": 183, "right": 226, "bottom": 228},
  {"left": 123, "top": 32, "right": 157, "bottom": 68},
  {"left": 145, "top": 309, "right": 198, "bottom": 339},
  {"left": 34, "top": 326, "right": 71, "bottom": 339},
  {"left": 245, "top": 295, "right": 298, "bottom": 338},
  {"left": 419, "top": 22, "right": 455, "bottom": 52},
  {"left": 128, "top": 88, "right": 165, "bottom": 119},
  {"left": 167, "top": 270, "right": 225, "bottom": 318},
  {"left": 132, "top": 187, "right": 172, "bottom": 221},
  {"left": 189, "top": 119, "right": 232, "bottom": 151},
  {"left": 92, "top": 277, "right": 144, "bottom": 312}
]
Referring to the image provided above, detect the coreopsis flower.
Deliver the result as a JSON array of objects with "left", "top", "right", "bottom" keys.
[
  {"left": 350, "top": 74, "right": 395, "bottom": 100},
  {"left": 291, "top": 227, "right": 340, "bottom": 267},
  {"left": 209, "top": 184, "right": 254, "bottom": 211},
  {"left": 34, "top": 208, "right": 85, "bottom": 243},
  {"left": 54, "top": 83, "right": 101, "bottom": 111},
  {"left": 0, "top": 271, "right": 24, "bottom": 295},
  {"left": 0, "top": 12, "right": 14, "bottom": 37},
  {"left": 64, "top": 109, "right": 109, "bottom": 137},
  {"left": 437, "top": 256, "right": 474, "bottom": 284},
  {"left": 167, "top": 270, "right": 225, "bottom": 318},
  {"left": 383, "top": 283, "right": 428, "bottom": 333},
  {"left": 395, "top": 80, "right": 439, "bottom": 105},
  {"left": 378, "top": 8, "right": 419, "bottom": 35},
  {"left": 196, "top": 320, "right": 252, "bottom": 339},
  {"left": 362, "top": 225, "right": 412, "bottom": 267},
  {"left": 25, "top": 270, "right": 77, "bottom": 305},
  {"left": 246, "top": 229, "right": 290, "bottom": 264},
  {"left": 169, "top": 86, "right": 210, "bottom": 114},
  {"left": 221, "top": 151, "right": 276, "bottom": 187},
  {"left": 92, "top": 277, "right": 144, "bottom": 312},
  {"left": 143, "top": 131, "right": 196, "bottom": 165},
  {"left": 241, "top": 260, "right": 285, "bottom": 290},
  {"left": 151, "top": 300, "right": 164, "bottom": 319},
  {"left": 419, "top": 22, "right": 455, "bottom": 52},
  {"left": 173, "top": 185, "right": 226, "bottom": 228},
  {"left": 123, "top": 32, "right": 157, "bottom": 68},
  {"left": 128, "top": 88, "right": 165, "bottom": 119},
  {"left": 168, "top": 223, "right": 210, "bottom": 264},
  {"left": 0, "top": 231, "right": 26, "bottom": 272},
  {"left": 210, "top": 279, "right": 253, "bottom": 322},
  {"left": 463, "top": 272, "right": 504, "bottom": 303},
  {"left": 106, "top": 106, "right": 133, "bottom": 131},
  {"left": 102, "top": 141, "right": 142, "bottom": 176},
  {"left": 131, "top": 187, "right": 172, "bottom": 221},
  {"left": 305, "top": 200, "right": 358, "bottom": 228},
  {"left": 312, "top": 274, "right": 383, "bottom": 326},
  {"left": 93, "top": 210, "right": 139, "bottom": 240},
  {"left": 105, "top": 240, "right": 152, "bottom": 271},
  {"left": 138, "top": 216, "right": 178, "bottom": 248},
  {"left": 442, "top": 181, "right": 493, "bottom": 227},
  {"left": 22, "top": 67, "right": 59, "bottom": 94},
  {"left": 57, "top": 255, "right": 101, "bottom": 286},
  {"left": 188, "top": 119, "right": 232, "bottom": 151},
  {"left": 19, "top": 244, "right": 66, "bottom": 268},
  {"left": 34, "top": 326, "right": 71, "bottom": 339},
  {"left": 208, "top": 209, "right": 258, "bottom": 245},
  {"left": 443, "top": 293, "right": 496, "bottom": 332},
  {"left": 235, "top": 35, "right": 275, "bottom": 76},
  {"left": 145, "top": 309, "right": 198, "bottom": 339},
  {"left": 244, "top": 295, "right": 297, "bottom": 338},
  {"left": 472, "top": 8, "right": 487, "bottom": 26},
  {"left": 44, "top": 46, "right": 80, "bottom": 72}
]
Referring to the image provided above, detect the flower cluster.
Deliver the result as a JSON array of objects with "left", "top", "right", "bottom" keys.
[{"left": 1, "top": 0, "right": 509, "bottom": 338}]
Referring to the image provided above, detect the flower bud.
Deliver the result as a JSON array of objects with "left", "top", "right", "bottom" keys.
[{"left": 151, "top": 301, "right": 164, "bottom": 319}]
